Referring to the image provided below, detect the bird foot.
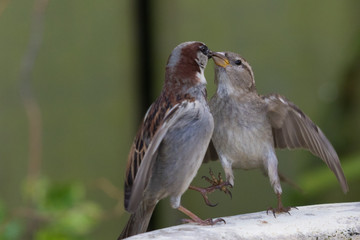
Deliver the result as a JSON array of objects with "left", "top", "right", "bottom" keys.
[
  {"left": 188, "top": 185, "right": 219, "bottom": 207},
  {"left": 266, "top": 206, "right": 298, "bottom": 218},
  {"left": 177, "top": 205, "right": 226, "bottom": 225},
  {"left": 202, "top": 168, "right": 233, "bottom": 197},
  {"left": 182, "top": 217, "right": 226, "bottom": 225},
  {"left": 189, "top": 168, "right": 232, "bottom": 207}
]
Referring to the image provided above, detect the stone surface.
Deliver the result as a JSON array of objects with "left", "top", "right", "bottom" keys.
[{"left": 126, "top": 202, "right": 360, "bottom": 240}]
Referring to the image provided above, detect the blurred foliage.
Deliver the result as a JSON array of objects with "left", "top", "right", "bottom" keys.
[
  {"left": 298, "top": 154, "right": 360, "bottom": 196},
  {"left": 0, "top": 201, "right": 23, "bottom": 240},
  {"left": 0, "top": 177, "right": 103, "bottom": 240}
]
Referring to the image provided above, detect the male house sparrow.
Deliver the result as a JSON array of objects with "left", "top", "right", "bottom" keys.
[
  {"left": 118, "top": 42, "right": 220, "bottom": 239},
  {"left": 208, "top": 51, "right": 348, "bottom": 215}
]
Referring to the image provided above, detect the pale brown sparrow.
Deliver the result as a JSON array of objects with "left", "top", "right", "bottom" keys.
[
  {"left": 118, "top": 42, "right": 223, "bottom": 239},
  {"left": 207, "top": 51, "right": 348, "bottom": 216}
]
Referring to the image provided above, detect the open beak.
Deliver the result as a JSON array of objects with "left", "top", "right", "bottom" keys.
[{"left": 212, "top": 52, "right": 230, "bottom": 68}]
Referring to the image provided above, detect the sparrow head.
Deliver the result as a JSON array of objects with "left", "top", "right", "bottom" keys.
[
  {"left": 165, "top": 41, "right": 211, "bottom": 90},
  {"left": 212, "top": 52, "right": 256, "bottom": 95}
]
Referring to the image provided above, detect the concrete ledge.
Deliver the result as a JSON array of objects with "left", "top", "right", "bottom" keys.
[{"left": 126, "top": 202, "right": 360, "bottom": 240}]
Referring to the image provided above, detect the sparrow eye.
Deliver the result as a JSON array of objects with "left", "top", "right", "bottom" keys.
[
  {"left": 235, "top": 59, "right": 242, "bottom": 65},
  {"left": 199, "top": 45, "right": 209, "bottom": 56}
]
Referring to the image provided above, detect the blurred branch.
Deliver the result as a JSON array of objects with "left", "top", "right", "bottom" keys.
[
  {"left": 0, "top": 0, "right": 10, "bottom": 16},
  {"left": 19, "top": 0, "right": 49, "bottom": 181},
  {"left": 95, "top": 178, "right": 123, "bottom": 201},
  {"left": 94, "top": 178, "right": 124, "bottom": 217},
  {"left": 19, "top": 0, "right": 49, "bottom": 239}
]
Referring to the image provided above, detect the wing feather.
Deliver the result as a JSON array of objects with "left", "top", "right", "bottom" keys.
[
  {"left": 264, "top": 94, "right": 348, "bottom": 193},
  {"left": 125, "top": 101, "right": 197, "bottom": 212}
]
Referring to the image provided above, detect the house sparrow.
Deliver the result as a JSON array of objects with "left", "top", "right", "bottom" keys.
[
  {"left": 118, "top": 42, "right": 222, "bottom": 239},
  {"left": 207, "top": 51, "right": 348, "bottom": 216}
]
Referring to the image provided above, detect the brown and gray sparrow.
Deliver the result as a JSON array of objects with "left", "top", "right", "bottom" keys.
[
  {"left": 118, "top": 42, "right": 222, "bottom": 239},
  {"left": 207, "top": 51, "right": 348, "bottom": 215}
]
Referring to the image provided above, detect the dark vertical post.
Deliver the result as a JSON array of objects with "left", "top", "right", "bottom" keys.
[
  {"left": 134, "top": 0, "right": 159, "bottom": 232},
  {"left": 135, "top": 0, "right": 153, "bottom": 116}
]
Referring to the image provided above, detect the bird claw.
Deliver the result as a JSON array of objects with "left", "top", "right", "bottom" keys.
[
  {"left": 266, "top": 206, "right": 298, "bottom": 218},
  {"left": 201, "top": 168, "right": 233, "bottom": 198},
  {"left": 188, "top": 185, "right": 219, "bottom": 207},
  {"left": 182, "top": 217, "right": 226, "bottom": 225},
  {"left": 189, "top": 168, "right": 232, "bottom": 207}
]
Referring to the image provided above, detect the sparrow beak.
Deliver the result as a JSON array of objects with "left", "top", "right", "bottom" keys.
[
  {"left": 207, "top": 50, "right": 213, "bottom": 59},
  {"left": 212, "top": 52, "right": 230, "bottom": 68}
]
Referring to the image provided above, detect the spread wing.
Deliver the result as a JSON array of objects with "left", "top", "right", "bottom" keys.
[
  {"left": 263, "top": 94, "right": 348, "bottom": 193},
  {"left": 124, "top": 99, "right": 195, "bottom": 213}
]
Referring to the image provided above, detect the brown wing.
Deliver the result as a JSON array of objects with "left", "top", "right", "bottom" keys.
[
  {"left": 124, "top": 95, "right": 174, "bottom": 212},
  {"left": 124, "top": 98, "right": 195, "bottom": 213},
  {"left": 263, "top": 94, "right": 348, "bottom": 193}
]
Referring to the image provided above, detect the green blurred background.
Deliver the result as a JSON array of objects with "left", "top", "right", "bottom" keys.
[{"left": 0, "top": 0, "right": 359, "bottom": 239}]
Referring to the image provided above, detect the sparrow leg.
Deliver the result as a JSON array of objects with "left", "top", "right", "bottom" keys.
[
  {"left": 266, "top": 193, "right": 298, "bottom": 217},
  {"left": 265, "top": 152, "right": 298, "bottom": 217},
  {"left": 189, "top": 168, "right": 232, "bottom": 207},
  {"left": 188, "top": 185, "right": 218, "bottom": 207},
  {"left": 177, "top": 205, "right": 226, "bottom": 225}
]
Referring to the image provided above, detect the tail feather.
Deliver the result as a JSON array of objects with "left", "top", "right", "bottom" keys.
[{"left": 118, "top": 203, "right": 156, "bottom": 239}]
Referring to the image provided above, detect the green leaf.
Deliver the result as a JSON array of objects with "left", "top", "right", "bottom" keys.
[{"left": 298, "top": 153, "right": 360, "bottom": 195}]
